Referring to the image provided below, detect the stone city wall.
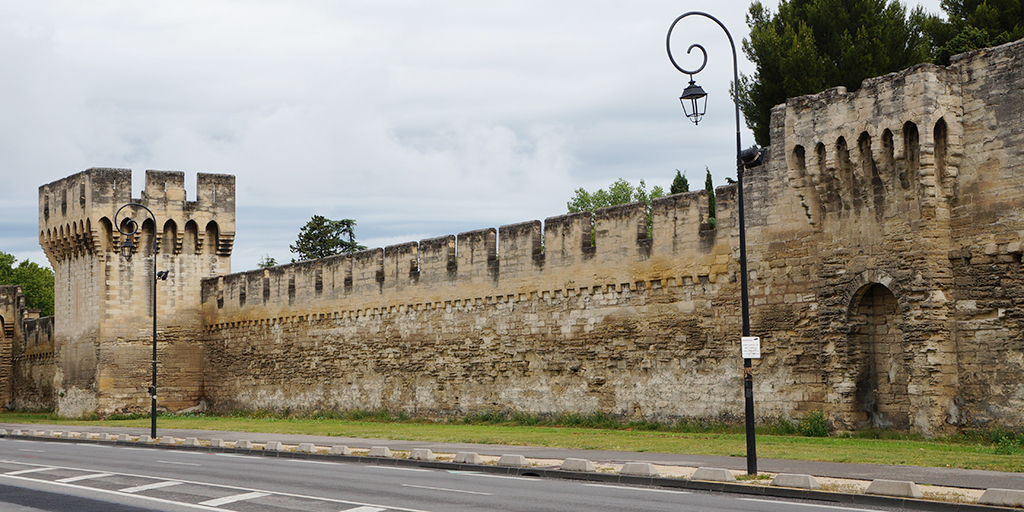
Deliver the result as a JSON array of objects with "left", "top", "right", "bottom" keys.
[{"left": 198, "top": 39, "right": 1024, "bottom": 434}]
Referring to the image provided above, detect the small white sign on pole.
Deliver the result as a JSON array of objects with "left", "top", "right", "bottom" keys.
[{"left": 741, "top": 336, "right": 761, "bottom": 359}]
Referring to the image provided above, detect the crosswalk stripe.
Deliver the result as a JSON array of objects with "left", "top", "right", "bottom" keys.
[
  {"left": 56, "top": 473, "right": 113, "bottom": 483},
  {"left": 119, "top": 480, "right": 184, "bottom": 493},
  {"left": 198, "top": 491, "right": 270, "bottom": 506},
  {"left": 5, "top": 467, "right": 55, "bottom": 476}
]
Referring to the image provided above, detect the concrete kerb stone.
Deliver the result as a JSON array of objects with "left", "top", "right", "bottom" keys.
[
  {"left": 865, "top": 479, "right": 924, "bottom": 499},
  {"left": 368, "top": 446, "right": 393, "bottom": 458},
  {"left": 234, "top": 440, "right": 253, "bottom": 449},
  {"left": 979, "top": 488, "right": 1024, "bottom": 508},
  {"left": 209, "top": 438, "right": 226, "bottom": 448},
  {"left": 296, "top": 442, "right": 316, "bottom": 453},
  {"left": 183, "top": 437, "right": 201, "bottom": 447},
  {"left": 264, "top": 441, "right": 285, "bottom": 451},
  {"left": 117, "top": 434, "right": 132, "bottom": 442},
  {"left": 137, "top": 435, "right": 153, "bottom": 443},
  {"left": 0, "top": 429, "right": 7, "bottom": 435},
  {"left": 160, "top": 436, "right": 177, "bottom": 446},
  {"left": 409, "top": 448, "right": 435, "bottom": 461},
  {"left": 560, "top": 458, "right": 596, "bottom": 472},
  {"left": 497, "top": 454, "right": 528, "bottom": 468},
  {"left": 620, "top": 462, "right": 659, "bottom": 477},
  {"left": 770, "top": 473, "right": 821, "bottom": 490},
  {"left": 329, "top": 445, "right": 351, "bottom": 456},
  {"left": 451, "top": 452, "right": 480, "bottom": 464},
  {"left": 97, "top": 433, "right": 114, "bottom": 442},
  {"left": 691, "top": 468, "right": 737, "bottom": 482}
]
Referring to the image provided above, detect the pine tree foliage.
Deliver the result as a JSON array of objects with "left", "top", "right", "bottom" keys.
[
  {"left": 290, "top": 215, "right": 367, "bottom": 262},
  {"left": 739, "top": 0, "right": 931, "bottom": 146}
]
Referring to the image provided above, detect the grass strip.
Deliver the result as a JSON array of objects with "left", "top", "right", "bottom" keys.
[{"left": 2, "top": 411, "right": 1022, "bottom": 473}]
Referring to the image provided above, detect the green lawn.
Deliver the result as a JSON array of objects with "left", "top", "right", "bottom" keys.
[{"left": 2, "top": 412, "right": 1021, "bottom": 473}]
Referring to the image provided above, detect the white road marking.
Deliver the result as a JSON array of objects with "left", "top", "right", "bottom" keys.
[
  {"left": 451, "top": 471, "right": 541, "bottom": 482},
  {"left": 157, "top": 460, "right": 202, "bottom": 466},
  {"left": 120, "top": 480, "right": 184, "bottom": 493},
  {"left": 737, "top": 498, "right": 880, "bottom": 511},
  {"left": 56, "top": 473, "right": 114, "bottom": 483},
  {"left": 287, "top": 459, "right": 344, "bottom": 465},
  {"left": 583, "top": 483, "right": 691, "bottom": 495},
  {"left": 198, "top": 491, "right": 270, "bottom": 506},
  {"left": 5, "top": 467, "right": 56, "bottom": 476},
  {"left": 17, "top": 449, "right": 45, "bottom": 453},
  {"left": 402, "top": 483, "right": 492, "bottom": 495},
  {"left": 339, "top": 507, "right": 386, "bottom": 512},
  {"left": 368, "top": 465, "right": 430, "bottom": 472},
  {"left": 0, "top": 460, "right": 431, "bottom": 512},
  {"left": 214, "top": 453, "right": 263, "bottom": 460}
]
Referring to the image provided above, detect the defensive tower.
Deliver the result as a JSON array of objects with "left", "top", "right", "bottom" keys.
[{"left": 38, "top": 168, "right": 235, "bottom": 416}]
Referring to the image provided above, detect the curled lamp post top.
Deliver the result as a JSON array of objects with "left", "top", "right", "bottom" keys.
[
  {"left": 114, "top": 203, "right": 155, "bottom": 262},
  {"left": 666, "top": 11, "right": 741, "bottom": 137}
]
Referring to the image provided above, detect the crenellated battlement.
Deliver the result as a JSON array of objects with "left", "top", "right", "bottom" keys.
[
  {"left": 38, "top": 168, "right": 235, "bottom": 265},
  {"left": 201, "top": 189, "right": 717, "bottom": 325}
]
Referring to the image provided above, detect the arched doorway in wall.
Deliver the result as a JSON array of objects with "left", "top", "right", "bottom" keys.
[{"left": 848, "top": 283, "right": 910, "bottom": 429}]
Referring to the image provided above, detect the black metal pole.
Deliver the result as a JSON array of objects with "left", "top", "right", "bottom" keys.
[
  {"left": 667, "top": 11, "right": 756, "bottom": 474},
  {"left": 151, "top": 226, "right": 158, "bottom": 440},
  {"left": 115, "top": 203, "right": 158, "bottom": 440}
]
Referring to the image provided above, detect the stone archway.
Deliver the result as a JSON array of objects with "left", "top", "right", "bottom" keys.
[{"left": 848, "top": 283, "right": 910, "bottom": 429}]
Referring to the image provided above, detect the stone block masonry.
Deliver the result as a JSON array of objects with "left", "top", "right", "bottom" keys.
[{"left": 11, "top": 39, "right": 1024, "bottom": 434}]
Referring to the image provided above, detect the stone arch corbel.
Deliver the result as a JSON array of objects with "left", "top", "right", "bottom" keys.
[{"left": 840, "top": 269, "right": 905, "bottom": 315}]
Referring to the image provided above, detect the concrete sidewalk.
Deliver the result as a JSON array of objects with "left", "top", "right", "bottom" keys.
[{"left": 3, "top": 421, "right": 1022, "bottom": 492}]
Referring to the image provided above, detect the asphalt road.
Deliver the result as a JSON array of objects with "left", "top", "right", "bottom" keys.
[{"left": 0, "top": 437, "right": 902, "bottom": 512}]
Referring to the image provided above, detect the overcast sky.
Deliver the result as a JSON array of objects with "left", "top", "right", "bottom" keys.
[{"left": 1, "top": 1, "right": 943, "bottom": 271}]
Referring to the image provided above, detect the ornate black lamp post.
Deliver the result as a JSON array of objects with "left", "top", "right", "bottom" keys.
[
  {"left": 114, "top": 203, "right": 168, "bottom": 439},
  {"left": 667, "top": 11, "right": 757, "bottom": 475}
]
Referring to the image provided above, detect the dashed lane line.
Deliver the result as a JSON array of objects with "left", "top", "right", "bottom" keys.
[
  {"left": 5, "top": 467, "right": 56, "bottom": 476},
  {"left": 341, "top": 507, "right": 386, "bottom": 512},
  {"left": 401, "top": 484, "right": 492, "bottom": 496},
  {"left": 583, "top": 483, "right": 691, "bottom": 495}
]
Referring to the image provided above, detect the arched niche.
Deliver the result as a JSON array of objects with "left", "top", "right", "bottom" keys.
[
  {"left": 161, "top": 219, "right": 178, "bottom": 255},
  {"left": 848, "top": 283, "right": 910, "bottom": 429},
  {"left": 204, "top": 221, "right": 220, "bottom": 256},
  {"left": 183, "top": 220, "right": 199, "bottom": 255}
]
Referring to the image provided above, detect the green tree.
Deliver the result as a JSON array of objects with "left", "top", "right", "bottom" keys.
[
  {"left": 739, "top": 0, "right": 931, "bottom": 146},
  {"left": 705, "top": 168, "right": 717, "bottom": 228},
  {"left": 0, "top": 252, "right": 55, "bottom": 317},
  {"left": 923, "top": 0, "right": 1024, "bottom": 64},
  {"left": 567, "top": 178, "right": 666, "bottom": 237},
  {"left": 256, "top": 255, "right": 277, "bottom": 269},
  {"left": 289, "top": 215, "right": 367, "bottom": 262},
  {"left": 670, "top": 170, "right": 690, "bottom": 195}
]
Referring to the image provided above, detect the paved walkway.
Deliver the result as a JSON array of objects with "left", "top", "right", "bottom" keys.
[{"left": 3, "top": 422, "right": 1023, "bottom": 491}]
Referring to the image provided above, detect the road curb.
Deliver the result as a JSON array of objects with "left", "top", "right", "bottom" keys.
[{"left": 0, "top": 432, "right": 1014, "bottom": 511}]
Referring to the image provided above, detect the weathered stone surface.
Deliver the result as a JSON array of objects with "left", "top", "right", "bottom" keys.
[
  {"left": 117, "top": 434, "right": 131, "bottom": 442},
  {"left": 296, "top": 442, "right": 316, "bottom": 453},
  {"left": 209, "top": 438, "right": 225, "bottom": 448},
  {"left": 183, "top": 437, "right": 200, "bottom": 447},
  {"left": 160, "top": 436, "right": 176, "bottom": 445},
  {"left": 234, "top": 440, "right": 253, "bottom": 449},
  {"left": 264, "top": 441, "right": 283, "bottom": 451}
]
